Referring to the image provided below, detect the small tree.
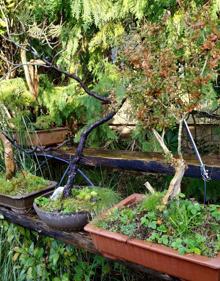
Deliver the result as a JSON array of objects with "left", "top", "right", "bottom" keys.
[
  {"left": 119, "top": 3, "right": 220, "bottom": 204},
  {"left": 1, "top": 1, "right": 219, "bottom": 204}
]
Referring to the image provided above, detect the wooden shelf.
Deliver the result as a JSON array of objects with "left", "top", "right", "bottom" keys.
[{"left": 37, "top": 148, "right": 220, "bottom": 180}]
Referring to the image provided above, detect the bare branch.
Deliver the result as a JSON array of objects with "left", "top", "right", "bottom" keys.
[
  {"left": 45, "top": 62, "right": 111, "bottom": 104},
  {"left": 1, "top": 36, "right": 111, "bottom": 104},
  {"left": 152, "top": 129, "right": 170, "bottom": 156},
  {"left": 63, "top": 98, "right": 126, "bottom": 197},
  {"left": 191, "top": 110, "right": 220, "bottom": 120}
]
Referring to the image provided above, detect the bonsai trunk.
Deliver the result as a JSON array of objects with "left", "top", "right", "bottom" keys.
[
  {"left": 152, "top": 123, "right": 186, "bottom": 205},
  {"left": 63, "top": 100, "right": 125, "bottom": 197},
  {"left": 0, "top": 133, "right": 16, "bottom": 180},
  {"left": 162, "top": 157, "right": 186, "bottom": 205}
]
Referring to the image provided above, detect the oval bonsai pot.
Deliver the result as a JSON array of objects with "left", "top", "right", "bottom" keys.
[
  {"left": 84, "top": 194, "right": 220, "bottom": 281},
  {"left": 0, "top": 181, "right": 57, "bottom": 214},
  {"left": 34, "top": 202, "right": 91, "bottom": 231}
]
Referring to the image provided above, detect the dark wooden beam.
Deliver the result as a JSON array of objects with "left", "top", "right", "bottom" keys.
[
  {"left": 0, "top": 207, "right": 96, "bottom": 253},
  {"left": 0, "top": 206, "right": 177, "bottom": 281},
  {"left": 37, "top": 148, "right": 220, "bottom": 180}
]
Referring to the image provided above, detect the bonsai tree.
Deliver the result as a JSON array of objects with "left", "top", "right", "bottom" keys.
[
  {"left": 118, "top": 2, "right": 220, "bottom": 205},
  {"left": 1, "top": 0, "right": 219, "bottom": 206},
  {"left": 84, "top": 3, "right": 220, "bottom": 267}
]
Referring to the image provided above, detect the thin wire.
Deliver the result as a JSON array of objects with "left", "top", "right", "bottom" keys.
[
  {"left": 77, "top": 168, "right": 94, "bottom": 186},
  {"left": 58, "top": 164, "right": 70, "bottom": 186},
  {"left": 36, "top": 153, "right": 94, "bottom": 187},
  {"left": 184, "top": 119, "right": 210, "bottom": 205}
]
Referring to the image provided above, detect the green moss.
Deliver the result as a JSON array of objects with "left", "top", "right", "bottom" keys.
[
  {"left": 0, "top": 172, "right": 49, "bottom": 196},
  {"left": 34, "top": 115, "right": 56, "bottom": 130},
  {"left": 35, "top": 187, "right": 120, "bottom": 216}
]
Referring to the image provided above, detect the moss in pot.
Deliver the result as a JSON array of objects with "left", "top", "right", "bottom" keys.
[
  {"left": 0, "top": 171, "right": 50, "bottom": 197},
  {"left": 0, "top": 170, "right": 56, "bottom": 213},
  {"left": 34, "top": 187, "right": 120, "bottom": 231}
]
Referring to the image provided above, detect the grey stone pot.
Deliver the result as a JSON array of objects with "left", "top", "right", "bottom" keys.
[{"left": 34, "top": 202, "right": 91, "bottom": 231}]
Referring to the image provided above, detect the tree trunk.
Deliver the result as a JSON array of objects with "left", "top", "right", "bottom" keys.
[
  {"left": 20, "top": 47, "right": 39, "bottom": 98},
  {"left": 62, "top": 99, "right": 126, "bottom": 198},
  {"left": 0, "top": 133, "right": 16, "bottom": 180},
  {"left": 162, "top": 158, "right": 186, "bottom": 205},
  {"left": 152, "top": 129, "right": 186, "bottom": 205}
]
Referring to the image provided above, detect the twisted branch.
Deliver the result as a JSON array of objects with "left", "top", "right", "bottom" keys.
[{"left": 63, "top": 99, "right": 126, "bottom": 197}]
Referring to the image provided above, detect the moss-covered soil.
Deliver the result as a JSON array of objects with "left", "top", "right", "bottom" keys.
[
  {"left": 35, "top": 187, "right": 120, "bottom": 216},
  {"left": 0, "top": 172, "right": 49, "bottom": 196}
]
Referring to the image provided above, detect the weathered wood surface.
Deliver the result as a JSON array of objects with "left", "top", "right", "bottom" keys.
[
  {"left": 38, "top": 148, "right": 220, "bottom": 180},
  {"left": 0, "top": 206, "right": 177, "bottom": 281},
  {"left": 0, "top": 207, "right": 95, "bottom": 253}
]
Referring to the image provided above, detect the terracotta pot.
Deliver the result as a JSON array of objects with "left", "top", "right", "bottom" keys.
[
  {"left": 16, "top": 127, "right": 70, "bottom": 146},
  {"left": 84, "top": 194, "right": 220, "bottom": 281},
  {"left": 0, "top": 181, "right": 57, "bottom": 214}
]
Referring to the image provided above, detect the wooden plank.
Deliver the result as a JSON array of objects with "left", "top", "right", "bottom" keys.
[
  {"left": 0, "top": 207, "right": 96, "bottom": 253},
  {"left": 38, "top": 148, "right": 220, "bottom": 180},
  {"left": 0, "top": 206, "right": 176, "bottom": 281}
]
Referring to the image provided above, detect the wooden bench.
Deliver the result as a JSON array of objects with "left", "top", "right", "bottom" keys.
[{"left": 37, "top": 148, "right": 220, "bottom": 180}]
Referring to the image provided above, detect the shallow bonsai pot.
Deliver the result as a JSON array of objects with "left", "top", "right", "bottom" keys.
[
  {"left": 0, "top": 181, "right": 57, "bottom": 214},
  {"left": 84, "top": 194, "right": 220, "bottom": 281},
  {"left": 16, "top": 127, "right": 70, "bottom": 146},
  {"left": 34, "top": 202, "right": 91, "bottom": 231}
]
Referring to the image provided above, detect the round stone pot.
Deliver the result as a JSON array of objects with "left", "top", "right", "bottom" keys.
[{"left": 34, "top": 203, "right": 91, "bottom": 231}]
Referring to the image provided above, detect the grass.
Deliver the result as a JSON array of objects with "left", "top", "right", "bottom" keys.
[{"left": 0, "top": 171, "right": 49, "bottom": 196}]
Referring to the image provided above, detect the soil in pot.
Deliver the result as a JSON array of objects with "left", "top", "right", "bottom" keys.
[
  {"left": 94, "top": 192, "right": 220, "bottom": 257},
  {"left": 34, "top": 187, "right": 120, "bottom": 231},
  {"left": 0, "top": 171, "right": 56, "bottom": 213}
]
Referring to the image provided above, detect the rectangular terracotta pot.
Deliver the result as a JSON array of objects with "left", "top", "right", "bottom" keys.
[
  {"left": 0, "top": 181, "right": 57, "bottom": 214},
  {"left": 15, "top": 127, "right": 70, "bottom": 146},
  {"left": 84, "top": 194, "right": 220, "bottom": 281}
]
